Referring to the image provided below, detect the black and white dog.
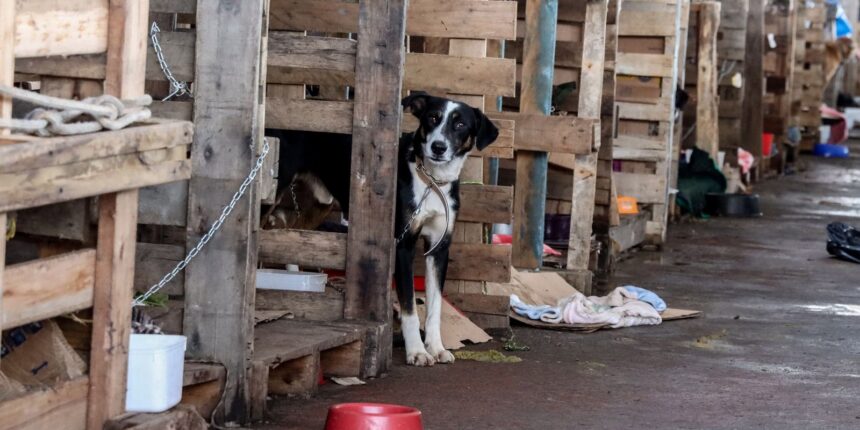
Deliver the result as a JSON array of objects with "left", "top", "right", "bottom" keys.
[{"left": 268, "top": 92, "right": 499, "bottom": 366}]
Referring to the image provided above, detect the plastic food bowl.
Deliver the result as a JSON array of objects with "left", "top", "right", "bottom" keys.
[
  {"left": 704, "top": 193, "right": 762, "bottom": 218},
  {"left": 813, "top": 143, "right": 850, "bottom": 158},
  {"left": 325, "top": 403, "right": 423, "bottom": 430},
  {"left": 126, "top": 334, "right": 186, "bottom": 413}
]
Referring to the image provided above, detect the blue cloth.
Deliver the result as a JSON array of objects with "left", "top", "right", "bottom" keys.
[
  {"left": 836, "top": 4, "right": 853, "bottom": 39},
  {"left": 622, "top": 286, "right": 667, "bottom": 312}
]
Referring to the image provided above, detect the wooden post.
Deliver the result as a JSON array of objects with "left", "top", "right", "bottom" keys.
[
  {"left": 512, "top": 0, "right": 558, "bottom": 269},
  {"left": 184, "top": 0, "right": 266, "bottom": 424},
  {"left": 743, "top": 0, "right": 765, "bottom": 170},
  {"left": 696, "top": 2, "right": 721, "bottom": 160},
  {"left": 566, "top": 0, "right": 608, "bottom": 277},
  {"left": 0, "top": 213, "right": 6, "bottom": 372},
  {"left": 87, "top": 191, "right": 139, "bottom": 429},
  {"left": 343, "top": 0, "right": 407, "bottom": 376},
  {"left": 0, "top": 0, "right": 14, "bottom": 131}
]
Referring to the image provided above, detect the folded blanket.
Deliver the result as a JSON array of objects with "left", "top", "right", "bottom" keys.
[{"left": 510, "top": 287, "right": 663, "bottom": 328}]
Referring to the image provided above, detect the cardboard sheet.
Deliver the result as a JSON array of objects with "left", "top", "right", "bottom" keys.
[{"left": 415, "top": 295, "right": 492, "bottom": 350}]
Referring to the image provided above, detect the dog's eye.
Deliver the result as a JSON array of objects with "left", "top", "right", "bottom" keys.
[
  {"left": 428, "top": 114, "right": 439, "bottom": 124},
  {"left": 454, "top": 122, "right": 465, "bottom": 129}
]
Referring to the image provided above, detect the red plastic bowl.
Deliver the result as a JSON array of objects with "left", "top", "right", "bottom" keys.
[{"left": 325, "top": 403, "right": 423, "bottom": 430}]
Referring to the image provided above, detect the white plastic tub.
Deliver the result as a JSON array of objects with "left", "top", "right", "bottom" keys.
[
  {"left": 126, "top": 334, "right": 186, "bottom": 413},
  {"left": 256, "top": 269, "right": 327, "bottom": 292}
]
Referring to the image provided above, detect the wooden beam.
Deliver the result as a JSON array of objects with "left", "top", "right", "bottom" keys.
[
  {"left": 87, "top": 190, "right": 139, "bottom": 429},
  {"left": 104, "top": 0, "right": 148, "bottom": 98},
  {"left": 2, "top": 249, "right": 96, "bottom": 330},
  {"left": 488, "top": 112, "right": 595, "bottom": 154},
  {"left": 265, "top": 98, "right": 353, "bottom": 133},
  {"left": 512, "top": 0, "right": 557, "bottom": 270},
  {"left": 566, "top": 0, "right": 608, "bottom": 272},
  {"left": 405, "top": 54, "right": 517, "bottom": 97},
  {"left": 259, "top": 229, "right": 347, "bottom": 269},
  {"left": 458, "top": 184, "right": 514, "bottom": 224},
  {"left": 742, "top": 0, "right": 765, "bottom": 161},
  {"left": 342, "top": 0, "right": 406, "bottom": 377},
  {"left": 0, "top": 213, "right": 5, "bottom": 374},
  {"left": 696, "top": 2, "right": 720, "bottom": 159},
  {"left": 183, "top": 0, "right": 266, "bottom": 424},
  {"left": 1, "top": 0, "right": 13, "bottom": 133},
  {"left": 270, "top": 0, "right": 517, "bottom": 40}
]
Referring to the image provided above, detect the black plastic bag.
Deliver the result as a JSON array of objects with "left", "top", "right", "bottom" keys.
[{"left": 826, "top": 222, "right": 860, "bottom": 264}]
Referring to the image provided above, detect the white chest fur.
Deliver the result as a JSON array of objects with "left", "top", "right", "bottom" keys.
[{"left": 409, "top": 162, "right": 457, "bottom": 242}]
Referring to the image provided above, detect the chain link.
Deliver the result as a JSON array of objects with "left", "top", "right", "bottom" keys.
[
  {"left": 150, "top": 23, "right": 193, "bottom": 101},
  {"left": 134, "top": 138, "right": 271, "bottom": 306}
]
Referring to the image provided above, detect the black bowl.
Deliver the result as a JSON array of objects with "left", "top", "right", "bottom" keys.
[{"left": 704, "top": 193, "right": 762, "bottom": 217}]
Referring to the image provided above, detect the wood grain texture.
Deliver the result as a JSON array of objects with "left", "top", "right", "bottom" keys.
[
  {"left": 1, "top": 0, "right": 13, "bottom": 132},
  {"left": 104, "top": 0, "right": 148, "bottom": 98},
  {"left": 87, "top": 190, "right": 138, "bottom": 429},
  {"left": 458, "top": 184, "right": 514, "bottom": 224},
  {"left": 14, "top": 0, "right": 108, "bottom": 59},
  {"left": 405, "top": 53, "right": 516, "bottom": 97},
  {"left": 342, "top": 0, "right": 406, "bottom": 381},
  {"left": 2, "top": 249, "right": 96, "bottom": 330},
  {"left": 183, "top": 0, "right": 266, "bottom": 424},
  {"left": 742, "top": 0, "right": 764, "bottom": 160},
  {"left": 695, "top": 2, "right": 720, "bottom": 159},
  {"left": 0, "top": 376, "right": 89, "bottom": 430}
]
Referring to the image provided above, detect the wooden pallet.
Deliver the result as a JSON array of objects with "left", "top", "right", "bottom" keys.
[
  {"left": 250, "top": 319, "right": 369, "bottom": 420},
  {"left": 612, "top": 0, "right": 685, "bottom": 244},
  {"left": 762, "top": 0, "right": 799, "bottom": 174},
  {"left": 682, "top": 2, "right": 721, "bottom": 160},
  {"left": 790, "top": 0, "right": 827, "bottom": 152},
  {"left": 715, "top": 0, "right": 750, "bottom": 165}
]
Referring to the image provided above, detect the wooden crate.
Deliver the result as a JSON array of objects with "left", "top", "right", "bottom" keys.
[
  {"left": 613, "top": 0, "right": 685, "bottom": 243},
  {"left": 497, "top": 0, "right": 605, "bottom": 289},
  {"left": 1, "top": 2, "right": 194, "bottom": 429}
]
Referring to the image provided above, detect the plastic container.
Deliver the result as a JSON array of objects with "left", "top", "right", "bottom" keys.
[
  {"left": 325, "top": 403, "right": 423, "bottom": 430},
  {"left": 762, "top": 133, "right": 774, "bottom": 157},
  {"left": 813, "top": 143, "right": 850, "bottom": 158},
  {"left": 704, "top": 193, "right": 762, "bottom": 217},
  {"left": 126, "top": 334, "right": 186, "bottom": 413},
  {"left": 256, "top": 269, "right": 327, "bottom": 292}
]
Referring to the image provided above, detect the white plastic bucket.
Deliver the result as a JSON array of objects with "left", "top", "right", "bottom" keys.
[
  {"left": 126, "top": 334, "right": 186, "bottom": 413},
  {"left": 256, "top": 269, "right": 327, "bottom": 292}
]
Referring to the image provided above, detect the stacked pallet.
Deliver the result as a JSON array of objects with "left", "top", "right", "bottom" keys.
[
  {"left": 715, "top": 0, "right": 749, "bottom": 165},
  {"left": 763, "top": 0, "right": 799, "bottom": 174},
  {"left": 669, "top": 0, "right": 691, "bottom": 214},
  {"left": 1, "top": 0, "right": 194, "bottom": 428},
  {"left": 792, "top": 0, "right": 827, "bottom": 151},
  {"left": 613, "top": 0, "right": 685, "bottom": 243}
]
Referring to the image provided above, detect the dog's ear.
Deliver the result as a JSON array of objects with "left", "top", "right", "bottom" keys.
[
  {"left": 401, "top": 91, "right": 430, "bottom": 118},
  {"left": 471, "top": 107, "right": 499, "bottom": 151}
]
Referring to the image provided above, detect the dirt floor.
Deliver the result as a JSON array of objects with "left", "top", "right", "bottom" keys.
[{"left": 259, "top": 148, "right": 860, "bottom": 430}]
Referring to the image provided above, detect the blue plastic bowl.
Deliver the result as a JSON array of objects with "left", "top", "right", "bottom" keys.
[{"left": 813, "top": 143, "right": 850, "bottom": 158}]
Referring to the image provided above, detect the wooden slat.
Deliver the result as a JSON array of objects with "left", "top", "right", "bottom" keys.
[
  {"left": 458, "top": 184, "right": 513, "bottom": 224},
  {"left": 618, "top": 10, "right": 678, "bottom": 36},
  {"left": 14, "top": 0, "right": 109, "bottom": 59},
  {"left": 0, "top": 159, "right": 191, "bottom": 213},
  {"left": 613, "top": 172, "right": 666, "bottom": 203},
  {"left": 405, "top": 53, "right": 516, "bottom": 97},
  {"left": 88, "top": 190, "right": 139, "bottom": 429},
  {"left": 2, "top": 249, "right": 96, "bottom": 330},
  {"left": 1, "top": 0, "right": 13, "bottom": 129},
  {"left": 0, "top": 377, "right": 89, "bottom": 430},
  {"left": 150, "top": 0, "right": 197, "bottom": 14},
  {"left": 270, "top": 0, "right": 517, "bottom": 40},
  {"left": 265, "top": 98, "right": 353, "bottom": 133},
  {"left": 259, "top": 229, "right": 347, "bottom": 269},
  {"left": 415, "top": 242, "right": 511, "bottom": 283},
  {"left": 490, "top": 112, "right": 594, "bottom": 154},
  {"left": 0, "top": 121, "right": 192, "bottom": 174},
  {"left": 268, "top": 32, "right": 356, "bottom": 75},
  {"left": 616, "top": 53, "right": 675, "bottom": 77},
  {"left": 401, "top": 115, "right": 515, "bottom": 158},
  {"left": 146, "top": 31, "right": 195, "bottom": 82},
  {"left": 15, "top": 54, "right": 107, "bottom": 80}
]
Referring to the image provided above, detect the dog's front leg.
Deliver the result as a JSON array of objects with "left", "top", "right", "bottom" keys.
[
  {"left": 424, "top": 237, "right": 455, "bottom": 364},
  {"left": 395, "top": 238, "right": 435, "bottom": 367}
]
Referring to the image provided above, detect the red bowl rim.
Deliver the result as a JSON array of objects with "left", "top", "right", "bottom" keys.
[{"left": 328, "top": 402, "right": 422, "bottom": 418}]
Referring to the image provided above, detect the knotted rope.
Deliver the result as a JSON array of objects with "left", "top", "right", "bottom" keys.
[{"left": 0, "top": 84, "right": 152, "bottom": 136}]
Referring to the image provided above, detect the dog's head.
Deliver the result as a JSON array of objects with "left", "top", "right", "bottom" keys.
[{"left": 401, "top": 92, "right": 499, "bottom": 165}]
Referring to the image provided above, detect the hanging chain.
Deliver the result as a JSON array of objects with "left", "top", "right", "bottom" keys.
[
  {"left": 150, "top": 23, "right": 193, "bottom": 101},
  {"left": 289, "top": 181, "right": 302, "bottom": 219},
  {"left": 134, "top": 138, "right": 271, "bottom": 306},
  {"left": 394, "top": 161, "right": 451, "bottom": 256}
]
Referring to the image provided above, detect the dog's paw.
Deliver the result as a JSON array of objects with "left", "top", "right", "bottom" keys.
[
  {"left": 406, "top": 350, "right": 436, "bottom": 367},
  {"left": 432, "top": 349, "right": 455, "bottom": 364}
]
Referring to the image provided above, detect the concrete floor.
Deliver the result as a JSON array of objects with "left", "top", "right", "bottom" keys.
[{"left": 260, "top": 150, "right": 860, "bottom": 430}]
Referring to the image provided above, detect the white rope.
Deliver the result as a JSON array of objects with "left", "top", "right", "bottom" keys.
[{"left": 0, "top": 84, "right": 152, "bottom": 136}]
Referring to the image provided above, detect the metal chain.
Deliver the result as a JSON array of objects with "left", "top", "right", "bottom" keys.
[
  {"left": 395, "top": 161, "right": 451, "bottom": 256},
  {"left": 150, "top": 23, "right": 193, "bottom": 101},
  {"left": 289, "top": 181, "right": 301, "bottom": 219},
  {"left": 133, "top": 138, "right": 271, "bottom": 306}
]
